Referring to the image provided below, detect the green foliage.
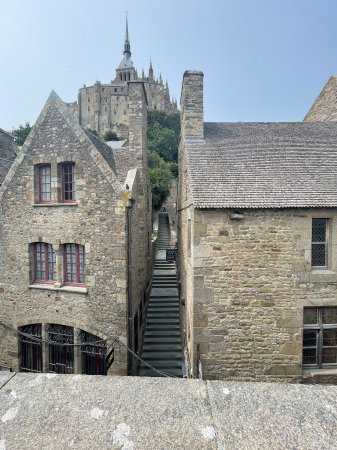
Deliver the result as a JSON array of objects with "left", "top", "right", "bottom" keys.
[
  {"left": 148, "top": 123, "right": 178, "bottom": 162},
  {"left": 149, "top": 165, "right": 172, "bottom": 210},
  {"left": 103, "top": 130, "right": 119, "bottom": 141},
  {"left": 86, "top": 128, "right": 99, "bottom": 136},
  {"left": 11, "top": 122, "right": 32, "bottom": 146},
  {"left": 147, "top": 110, "right": 180, "bottom": 209}
]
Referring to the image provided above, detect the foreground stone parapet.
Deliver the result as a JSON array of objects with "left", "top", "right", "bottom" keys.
[{"left": 1, "top": 373, "right": 337, "bottom": 449}]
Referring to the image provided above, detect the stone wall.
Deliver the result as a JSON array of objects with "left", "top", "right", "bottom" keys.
[
  {"left": 304, "top": 76, "right": 337, "bottom": 122},
  {"left": 78, "top": 78, "right": 176, "bottom": 138},
  {"left": 0, "top": 100, "right": 129, "bottom": 374},
  {"left": 182, "top": 207, "right": 337, "bottom": 381}
]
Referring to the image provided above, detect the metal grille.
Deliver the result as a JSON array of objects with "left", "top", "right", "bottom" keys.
[
  {"left": 303, "top": 307, "right": 337, "bottom": 367},
  {"left": 19, "top": 324, "right": 42, "bottom": 373},
  {"left": 62, "top": 163, "right": 76, "bottom": 202},
  {"left": 302, "top": 330, "right": 318, "bottom": 365},
  {"left": 311, "top": 218, "right": 328, "bottom": 267},
  {"left": 48, "top": 324, "right": 74, "bottom": 374},
  {"left": 81, "top": 331, "right": 107, "bottom": 375}
]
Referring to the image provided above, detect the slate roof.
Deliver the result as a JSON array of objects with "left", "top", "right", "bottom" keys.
[
  {"left": 186, "top": 122, "right": 337, "bottom": 208},
  {"left": 84, "top": 130, "right": 118, "bottom": 176},
  {"left": 113, "top": 147, "right": 129, "bottom": 183},
  {"left": 304, "top": 76, "right": 337, "bottom": 122},
  {"left": 0, "top": 129, "right": 17, "bottom": 185}
]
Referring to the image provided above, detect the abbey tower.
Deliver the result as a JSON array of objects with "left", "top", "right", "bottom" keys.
[{"left": 78, "top": 16, "right": 177, "bottom": 138}]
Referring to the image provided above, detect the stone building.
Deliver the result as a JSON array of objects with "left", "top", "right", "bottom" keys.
[
  {"left": 0, "top": 81, "right": 152, "bottom": 376},
  {"left": 178, "top": 70, "right": 337, "bottom": 382},
  {"left": 78, "top": 17, "right": 177, "bottom": 139},
  {"left": 0, "top": 128, "right": 17, "bottom": 186},
  {"left": 304, "top": 76, "right": 337, "bottom": 122}
]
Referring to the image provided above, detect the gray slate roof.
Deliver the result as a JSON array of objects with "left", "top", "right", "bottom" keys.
[
  {"left": 304, "top": 76, "right": 337, "bottom": 122},
  {"left": 85, "top": 132, "right": 129, "bottom": 183},
  {"left": 0, "top": 129, "right": 17, "bottom": 185},
  {"left": 113, "top": 147, "right": 129, "bottom": 183},
  {"left": 84, "top": 130, "right": 118, "bottom": 177},
  {"left": 186, "top": 122, "right": 337, "bottom": 208}
]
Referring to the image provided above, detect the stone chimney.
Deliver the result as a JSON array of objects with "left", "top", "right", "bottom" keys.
[
  {"left": 128, "top": 81, "right": 148, "bottom": 186},
  {"left": 180, "top": 70, "right": 204, "bottom": 139}
]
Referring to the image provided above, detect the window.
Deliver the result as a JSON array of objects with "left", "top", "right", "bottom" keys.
[
  {"left": 61, "top": 163, "right": 76, "bottom": 202},
  {"left": 34, "top": 243, "right": 56, "bottom": 283},
  {"left": 38, "top": 165, "right": 51, "bottom": 203},
  {"left": 64, "top": 244, "right": 85, "bottom": 285},
  {"left": 303, "top": 307, "right": 337, "bottom": 368},
  {"left": 312, "top": 218, "right": 328, "bottom": 267},
  {"left": 19, "top": 324, "right": 42, "bottom": 373},
  {"left": 48, "top": 324, "right": 74, "bottom": 374},
  {"left": 81, "top": 331, "right": 107, "bottom": 375}
]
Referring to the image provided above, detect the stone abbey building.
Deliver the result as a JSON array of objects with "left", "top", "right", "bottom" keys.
[
  {"left": 78, "top": 17, "right": 177, "bottom": 138},
  {"left": 0, "top": 81, "right": 152, "bottom": 376}
]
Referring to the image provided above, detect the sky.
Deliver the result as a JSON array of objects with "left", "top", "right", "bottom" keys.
[{"left": 1, "top": 0, "right": 337, "bottom": 131}]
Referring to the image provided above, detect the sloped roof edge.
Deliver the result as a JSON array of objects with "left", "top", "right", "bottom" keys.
[{"left": 0, "top": 91, "right": 124, "bottom": 202}]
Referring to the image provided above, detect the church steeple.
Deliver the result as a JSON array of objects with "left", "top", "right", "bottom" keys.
[{"left": 123, "top": 13, "right": 131, "bottom": 57}]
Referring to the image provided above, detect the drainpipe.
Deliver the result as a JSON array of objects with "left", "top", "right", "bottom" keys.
[{"left": 126, "top": 201, "right": 133, "bottom": 375}]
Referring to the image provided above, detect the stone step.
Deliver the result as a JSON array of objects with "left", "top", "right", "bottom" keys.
[
  {"left": 139, "top": 369, "right": 183, "bottom": 377},
  {"left": 141, "top": 352, "right": 183, "bottom": 360},
  {"left": 142, "top": 344, "right": 182, "bottom": 352},
  {"left": 140, "top": 360, "right": 182, "bottom": 369},
  {"left": 147, "top": 307, "right": 179, "bottom": 313},
  {"left": 145, "top": 325, "right": 181, "bottom": 331},
  {"left": 146, "top": 320, "right": 180, "bottom": 326},
  {"left": 143, "top": 337, "right": 182, "bottom": 344},
  {"left": 145, "top": 331, "right": 181, "bottom": 337}
]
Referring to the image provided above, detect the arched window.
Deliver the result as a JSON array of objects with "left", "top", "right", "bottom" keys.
[
  {"left": 19, "top": 324, "right": 42, "bottom": 373},
  {"left": 48, "top": 324, "right": 74, "bottom": 374},
  {"left": 81, "top": 331, "right": 108, "bottom": 375}
]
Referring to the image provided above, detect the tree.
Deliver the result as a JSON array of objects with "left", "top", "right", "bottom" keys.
[
  {"left": 103, "top": 130, "right": 119, "bottom": 141},
  {"left": 11, "top": 122, "right": 32, "bottom": 146},
  {"left": 147, "top": 110, "right": 180, "bottom": 208}
]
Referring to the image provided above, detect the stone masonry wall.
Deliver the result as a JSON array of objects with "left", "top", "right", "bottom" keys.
[
  {"left": 190, "top": 208, "right": 337, "bottom": 382},
  {"left": 78, "top": 79, "right": 176, "bottom": 139},
  {"left": 0, "top": 103, "right": 128, "bottom": 374}
]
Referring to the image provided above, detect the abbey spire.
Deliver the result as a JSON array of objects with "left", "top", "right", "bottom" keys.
[
  {"left": 116, "top": 13, "right": 135, "bottom": 76},
  {"left": 123, "top": 13, "right": 131, "bottom": 57}
]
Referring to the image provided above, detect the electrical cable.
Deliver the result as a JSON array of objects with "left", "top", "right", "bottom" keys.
[{"left": 0, "top": 322, "right": 181, "bottom": 379}]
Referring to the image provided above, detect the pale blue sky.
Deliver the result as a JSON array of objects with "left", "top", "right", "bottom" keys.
[{"left": 1, "top": 0, "right": 337, "bottom": 130}]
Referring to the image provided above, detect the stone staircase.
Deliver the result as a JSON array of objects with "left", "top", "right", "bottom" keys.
[{"left": 139, "top": 213, "right": 184, "bottom": 377}]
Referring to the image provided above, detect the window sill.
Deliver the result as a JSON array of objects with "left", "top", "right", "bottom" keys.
[
  {"left": 303, "top": 368, "right": 337, "bottom": 376},
  {"left": 309, "top": 270, "right": 337, "bottom": 283},
  {"left": 28, "top": 284, "right": 87, "bottom": 294},
  {"left": 32, "top": 202, "right": 78, "bottom": 207}
]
